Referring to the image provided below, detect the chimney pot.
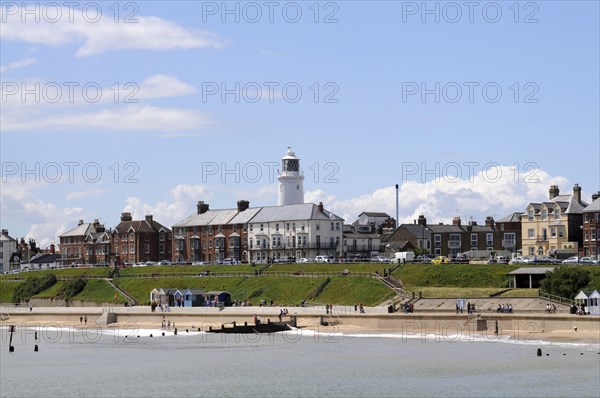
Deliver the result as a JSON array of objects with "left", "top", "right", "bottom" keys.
[
  {"left": 549, "top": 185, "right": 560, "bottom": 200},
  {"left": 237, "top": 200, "right": 250, "bottom": 212},
  {"left": 573, "top": 184, "right": 582, "bottom": 204},
  {"left": 78, "top": 219, "right": 84, "bottom": 226},
  {"left": 197, "top": 201, "right": 209, "bottom": 215}
]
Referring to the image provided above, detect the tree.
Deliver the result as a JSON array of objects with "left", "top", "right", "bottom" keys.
[{"left": 540, "top": 266, "right": 590, "bottom": 299}]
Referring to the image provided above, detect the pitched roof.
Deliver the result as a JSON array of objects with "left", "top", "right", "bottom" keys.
[
  {"left": 507, "top": 267, "right": 555, "bottom": 275},
  {"left": 60, "top": 223, "right": 97, "bottom": 237},
  {"left": 583, "top": 198, "right": 600, "bottom": 213},
  {"left": 496, "top": 212, "right": 523, "bottom": 223},
  {"left": 248, "top": 203, "right": 343, "bottom": 223},
  {"left": 359, "top": 212, "right": 391, "bottom": 218}
]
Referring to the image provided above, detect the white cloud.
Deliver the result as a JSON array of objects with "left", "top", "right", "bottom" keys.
[
  {"left": 0, "top": 57, "right": 36, "bottom": 73},
  {"left": 2, "top": 104, "right": 215, "bottom": 132},
  {"left": 123, "top": 184, "right": 212, "bottom": 228},
  {"left": 65, "top": 188, "right": 109, "bottom": 201},
  {"left": 1, "top": 6, "right": 230, "bottom": 56},
  {"left": 138, "top": 74, "right": 197, "bottom": 99},
  {"left": 306, "top": 166, "right": 571, "bottom": 225}
]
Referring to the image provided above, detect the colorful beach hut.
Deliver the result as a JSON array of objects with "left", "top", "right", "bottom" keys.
[{"left": 183, "top": 288, "right": 206, "bottom": 307}]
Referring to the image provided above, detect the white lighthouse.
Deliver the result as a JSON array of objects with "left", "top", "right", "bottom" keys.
[{"left": 277, "top": 147, "right": 305, "bottom": 206}]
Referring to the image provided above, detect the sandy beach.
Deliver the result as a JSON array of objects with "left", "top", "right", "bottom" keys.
[{"left": 2, "top": 305, "right": 598, "bottom": 345}]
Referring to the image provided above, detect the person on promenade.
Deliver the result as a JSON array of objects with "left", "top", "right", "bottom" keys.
[
  {"left": 80, "top": 316, "right": 83, "bottom": 324},
  {"left": 29, "top": 302, "right": 32, "bottom": 312},
  {"left": 84, "top": 315, "right": 87, "bottom": 325}
]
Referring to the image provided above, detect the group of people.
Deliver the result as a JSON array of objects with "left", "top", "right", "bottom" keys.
[
  {"left": 545, "top": 303, "right": 557, "bottom": 313},
  {"left": 354, "top": 303, "right": 365, "bottom": 313},
  {"left": 150, "top": 301, "right": 171, "bottom": 312},
  {"left": 278, "top": 308, "right": 289, "bottom": 321},
  {"left": 496, "top": 303, "right": 513, "bottom": 313},
  {"left": 79, "top": 315, "right": 88, "bottom": 324},
  {"left": 161, "top": 318, "right": 174, "bottom": 330},
  {"left": 325, "top": 304, "right": 334, "bottom": 314},
  {"left": 403, "top": 302, "right": 414, "bottom": 314},
  {"left": 571, "top": 303, "right": 587, "bottom": 315}
]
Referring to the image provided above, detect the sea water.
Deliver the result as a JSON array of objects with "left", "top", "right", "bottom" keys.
[{"left": 1, "top": 326, "right": 599, "bottom": 398}]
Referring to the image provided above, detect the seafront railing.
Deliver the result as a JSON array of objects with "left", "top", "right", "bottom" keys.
[{"left": 538, "top": 291, "right": 574, "bottom": 305}]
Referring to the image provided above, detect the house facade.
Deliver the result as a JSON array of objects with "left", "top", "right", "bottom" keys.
[
  {"left": 112, "top": 213, "right": 172, "bottom": 265},
  {"left": 171, "top": 201, "right": 344, "bottom": 263},
  {"left": 59, "top": 219, "right": 105, "bottom": 265},
  {"left": 582, "top": 192, "right": 600, "bottom": 258},
  {"left": 521, "top": 184, "right": 586, "bottom": 258},
  {"left": 247, "top": 202, "right": 344, "bottom": 262},
  {"left": 0, "top": 229, "right": 18, "bottom": 272}
]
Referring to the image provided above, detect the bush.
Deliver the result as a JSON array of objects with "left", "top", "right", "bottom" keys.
[
  {"left": 13, "top": 274, "right": 57, "bottom": 303},
  {"left": 57, "top": 278, "right": 87, "bottom": 301},
  {"left": 540, "top": 266, "right": 591, "bottom": 299}
]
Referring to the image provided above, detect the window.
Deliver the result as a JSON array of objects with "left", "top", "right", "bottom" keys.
[
  {"left": 145, "top": 244, "right": 150, "bottom": 254},
  {"left": 276, "top": 223, "right": 279, "bottom": 232},
  {"left": 471, "top": 233, "right": 477, "bottom": 247},
  {"left": 558, "top": 227, "right": 564, "bottom": 238},
  {"left": 316, "top": 223, "right": 320, "bottom": 231},
  {"left": 542, "top": 228, "right": 547, "bottom": 240},
  {"left": 550, "top": 228, "right": 556, "bottom": 238},
  {"left": 528, "top": 247, "right": 535, "bottom": 255},
  {"left": 249, "top": 238, "right": 253, "bottom": 249},
  {"left": 527, "top": 209, "right": 534, "bottom": 221},
  {"left": 504, "top": 232, "right": 517, "bottom": 245},
  {"left": 129, "top": 244, "right": 135, "bottom": 254},
  {"left": 434, "top": 234, "right": 441, "bottom": 247},
  {"left": 554, "top": 208, "right": 561, "bottom": 220},
  {"left": 434, "top": 248, "right": 441, "bottom": 255},
  {"left": 331, "top": 222, "right": 334, "bottom": 230},
  {"left": 528, "top": 229, "right": 535, "bottom": 239},
  {"left": 260, "top": 224, "right": 264, "bottom": 232},
  {"left": 541, "top": 209, "right": 547, "bottom": 220},
  {"left": 336, "top": 222, "right": 340, "bottom": 231},
  {"left": 286, "top": 223, "right": 290, "bottom": 231},
  {"left": 486, "top": 233, "right": 493, "bottom": 246},
  {"left": 249, "top": 224, "right": 253, "bottom": 232},
  {"left": 591, "top": 228, "right": 596, "bottom": 241}
]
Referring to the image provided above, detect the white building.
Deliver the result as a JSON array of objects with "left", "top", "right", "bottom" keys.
[
  {"left": 247, "top": 202, "right": 344, "bottom": 262},
  {"left": 278, "top": 147, "right": 304, "bottom": 206},
  {"left": 0, "top": 229, "right": 18, "bottom": 272}
]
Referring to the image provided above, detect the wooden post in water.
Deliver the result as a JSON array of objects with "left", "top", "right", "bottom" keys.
[{"left": 8, "top": 325, "right": 15, "bottom": 352}]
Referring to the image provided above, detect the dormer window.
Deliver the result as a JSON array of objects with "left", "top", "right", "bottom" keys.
[{"left": 554, "top": 208, "right": 561, "bottom": 220}]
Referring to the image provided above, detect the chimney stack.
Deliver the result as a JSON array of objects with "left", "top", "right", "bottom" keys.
[
  {"left": 318, "top": 202, "right": 324, "bottom": 213},
  {"left": 120, "top": 212, "right": 132, "bottom": 222},
  {"left": 145, "top": 215, "right": 153, "bottom": 225},
  {"left": 592, "top": 191, "right": 600, "bottom": 201},
  {"left": 549, "top": 185, "right": 560, "bottom": 200},
  {"left": 573, "top": 184, "right": 582, "bottom": 204},
  {"left": 485, "top": 216, "right": 495, "bottom": 228},
  {"left": 452, "top": 216, "right": 461, "bottom": 226},
  {"left": 237, "top": 200, "right": 250, "bottom": 212},
  {"left": 417, "top": 214, "right": 427, "bottom": 226},
  {"left": 78, "top": 219, "right": 84, "bottom": 226},
  {"left": 1, "top": 229, "right": 7, "bottom": 235},
  {"left": 49, "top": 243, "right": 55, "bottom": 254},
  {"left": 197, "top": 201, "right": 209, "bottom": 215}
]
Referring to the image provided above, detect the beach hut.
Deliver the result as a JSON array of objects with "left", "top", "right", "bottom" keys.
[
  {"left": 204, "top": 291, "right": 232, "bottom": 307},
  {"left": 183, "top": 288, "right": 206, "bottom": 307},
  {"left": 590, "top": 291, "right": 600, "bottom": 315},
  {"left": 581, "top": 290, "right": 600, "bottom": 315},
  {"left": 164, "top": 288, "right": 183, "bottom": 307},
  {"left": 150, "top": 288, "right": 165, "bottom": 304},
  {"left": 574, "top": 291, "right": 595, "bottom": 315}
]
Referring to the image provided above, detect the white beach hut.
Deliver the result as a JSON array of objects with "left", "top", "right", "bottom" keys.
[{"left": 588, "top": 290, "right": 600, "bottom": 315}]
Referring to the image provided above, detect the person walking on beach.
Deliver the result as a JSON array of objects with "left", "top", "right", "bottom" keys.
[
  {"left": 80, "top": 316, "right": 83, "bottom": 324},
  {"left": 84, "top": 315, "right": 87, "bottom": 325}
]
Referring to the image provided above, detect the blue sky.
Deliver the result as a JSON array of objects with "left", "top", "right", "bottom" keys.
[{"left": 1, "top": 1, "right": 599, "bottom": 246}]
